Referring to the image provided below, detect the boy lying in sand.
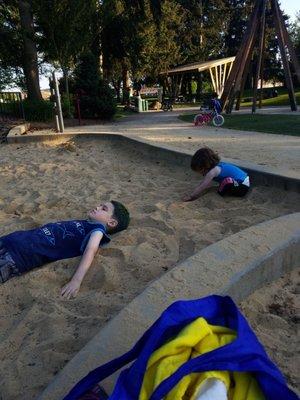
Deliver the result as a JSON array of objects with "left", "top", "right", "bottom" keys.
[
  {"left": 0, "top": 201, "right": 129, "bottom": 299},
  {"left": 183, "top": 147, "right": 250, "bottom": 201}
]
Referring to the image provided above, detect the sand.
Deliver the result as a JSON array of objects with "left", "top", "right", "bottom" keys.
[
  {"left": 0, "top": 137, "right": 299, "bottom": 399},
  {"left": 241, "top": 269, "right": 300, "bottom": 394}
]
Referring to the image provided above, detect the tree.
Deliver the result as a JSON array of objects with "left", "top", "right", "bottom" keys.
[
  {"left": 32, "top": 0, "right": 97, "bottom": 114},
  {"left": 222, "top": 0, "right": 252, "bottom": 57},
  {"left": 0, "top": 67, "right": 14, "bottom": 90},
  {"left": 131, "top": 0, "right": 186, "bottom": 79},
  {"left": 102, "top": 0, "right": 185, "bottom": 101},
  {"left": 290, "top": 11, "right": 300, "bottom": 72},
  {"left": 0, "top": 1, "right": 42, "bottom": 99},
  {"left": 73, "top": 51, "right": 117, "bottom": 119},
  {"left": 101, "top": 0, "right": 130, "bottom": 101},
  {"left": 18, "top": 1, "right": 42, "bottom": 100}
]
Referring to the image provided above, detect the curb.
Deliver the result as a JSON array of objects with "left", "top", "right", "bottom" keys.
[
  {"left": 38, "top": 213, "right": 300, "bottom": 400},
  {"left": 5, "top": 132, "right": 300, "bottom": 193},
  {"left": 8, "top": 123, "right": 30, "bottom": 137}
]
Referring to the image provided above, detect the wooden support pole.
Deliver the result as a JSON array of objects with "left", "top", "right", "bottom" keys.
[
  {"left": 222, "top": 0, "right": 260, "bottom": 113},
  {"left": 221, "top": 0, "right": 260, "bottom": 112},
  {"left": 235, "top": 47, "right": 254, "bottom": 110},
  {"left": 235, "top": 23, "right": 258, "bottom": 111},
  {"left": 259, "top": 25, "right": 266, "bottom": 109},
  {"left": 209, "top": 68, "right": 217, "bottom": 94},
  {"left": 271, "top": 0, "right": 297, "bottom": 111},
  {"left": 52, "top": 72, "right": 64, "bottom": 132},
  {"left": 214, "top": 66, "right": 219, "bottom": 96},
  {"left": 277, "top": 4, "right": 300, "bottom": 83},
  {"left": 228, "top": 11, "right": 260, "bottom": 113},
  {"left": 218, "top": 65, "right": 222, "bottom": 97},
  {"left": 252, "top": 0, "right": 267, "bottom": 113},
  {"left": 222, "top": 62, "right": 228, "bottom": 90}
]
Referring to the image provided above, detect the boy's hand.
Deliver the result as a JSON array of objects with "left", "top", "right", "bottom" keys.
[
  {"left": 182, "top": 194, "right": 193, "bottom": 202},
  {"left": 61, "top": 279, "right": 81, "bottom": 299}
]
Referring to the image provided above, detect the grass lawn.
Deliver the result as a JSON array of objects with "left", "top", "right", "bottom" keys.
[
  {"left": 173, "top": 102, "right": 201, "bottom": 108},
  {"left": 114, "top": 106, "right": 135, "bottom": 120},
  {"left": 178, "top": 113, "right": 300, "bottom": 136},
  {"left": 241, "top": 91, "right": 300, "bottom": 107}
]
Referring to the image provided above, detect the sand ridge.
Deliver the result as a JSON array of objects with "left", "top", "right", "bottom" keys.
[{"left": 0, "top": 137, "right": 299, "bottom": 399}]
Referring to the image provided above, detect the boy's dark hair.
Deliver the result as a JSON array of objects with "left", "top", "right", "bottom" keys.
[
  {"left": 191, "top": 147, "right": 220, "bottom": 172},
  {"left": 110, "top": 200, "right": 130, "bottom": 234}
]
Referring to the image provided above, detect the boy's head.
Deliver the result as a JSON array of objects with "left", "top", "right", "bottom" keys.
[
  {"left": 191, "top": 147, "right": 220, "bottom": 174},
  {"left": 88, "top": 200, "right": 130, "bottom": 234}
]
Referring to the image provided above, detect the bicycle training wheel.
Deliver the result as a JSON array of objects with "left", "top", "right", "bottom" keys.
[
  {"left": 194, "top": 114, "right": 205, "bottom": 126},
  {"left": 212, "top": 114, "right": 224, "bottom": 127}
]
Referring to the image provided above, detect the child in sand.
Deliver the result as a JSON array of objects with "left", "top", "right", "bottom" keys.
[
  {"left": 183, "top": 147, "right": 250, "bottom": 201},
  {"left": 0, "top": 200, "right": 129, "bottom": 298}
]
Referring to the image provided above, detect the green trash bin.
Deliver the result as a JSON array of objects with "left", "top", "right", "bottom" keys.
[
  {"left": 144, "top": 100, "right": 149, "bottom": 111},
  {"left": 137, "top": 96, "right": 143, "bottom": 112}
]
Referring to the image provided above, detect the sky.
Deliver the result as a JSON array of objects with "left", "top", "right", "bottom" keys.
[{"left": 280, "top": 0, "right": 299, "bottom": 21}]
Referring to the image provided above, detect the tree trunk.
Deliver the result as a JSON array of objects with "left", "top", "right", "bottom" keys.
[
  {"left": 63, "top": 67, "right": 71, "bottom": 117},
  {"left": 122, "top": 63, "right": 130, "bottom": 104},
  {"left": 18, "top": 0, "right": 42, "bottom": 101},
  {"left": 197, "top": 72, "right": 203, "bottom": 97},
  {"left": 112, "top": 78, "right": 121, "bottom": 103}
]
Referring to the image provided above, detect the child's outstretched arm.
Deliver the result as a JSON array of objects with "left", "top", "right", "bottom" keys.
[
  {"left": 183, "top": 167, "right": 219, "bottom": 201},
  {"left": 61, "top": 231, "right": 103, "bottom": 299}
]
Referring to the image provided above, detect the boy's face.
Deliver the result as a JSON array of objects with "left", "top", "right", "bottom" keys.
[{"left": 88, "top": 202, "right": 117, "bottom": 230}]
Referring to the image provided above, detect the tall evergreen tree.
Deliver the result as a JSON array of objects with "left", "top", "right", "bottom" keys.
[
  {"left": 0, "top": 1, "right": 42, "bottom": 99},
  {"left": 32, "top": 0, "right": 97, "bottom": 106},
  {"left": 222, "top": 0, "right": 252, "bottom": 57}
]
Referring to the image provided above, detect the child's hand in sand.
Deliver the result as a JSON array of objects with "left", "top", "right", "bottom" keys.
[
  {"left": 61, "top": 279, "right": 81, "bottom": 299},
  {"left": 182, "top": 194, "right": 193, "bottom": 202}
]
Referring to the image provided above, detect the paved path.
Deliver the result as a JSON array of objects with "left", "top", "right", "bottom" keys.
[{"left": 64, "top": 108, "right": 300, "bottom": 174}]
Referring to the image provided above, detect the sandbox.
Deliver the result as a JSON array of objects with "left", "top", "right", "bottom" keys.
[{"left": 0, "top": 136, "right": 299, "bottom": 399}]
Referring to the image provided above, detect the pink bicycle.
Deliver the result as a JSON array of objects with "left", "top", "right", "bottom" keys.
[{"left": 194, "top": 110, "right": 224, "bottom": 127}]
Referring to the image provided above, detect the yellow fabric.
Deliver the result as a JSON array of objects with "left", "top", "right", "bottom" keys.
[{"left": 139, "top": 317, "right": 265, "bottom": 400}]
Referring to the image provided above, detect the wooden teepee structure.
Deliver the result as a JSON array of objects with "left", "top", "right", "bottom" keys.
[{"left": 221, "top": 0, "right": 300, "bottom": 114}]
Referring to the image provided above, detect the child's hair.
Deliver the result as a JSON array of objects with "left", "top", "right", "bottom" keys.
[
  {"left": 191, "top": 147, "right": 220, "bottom": 172},
  {"left": 110, "top": 200, "right": 130, "bottom": 234}
]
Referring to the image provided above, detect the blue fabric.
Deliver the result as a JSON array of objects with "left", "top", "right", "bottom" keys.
[
  {"left": 64, "top": 295, "right": 298, "bottom": 400},
  {"left": 213, "top": 162, "right": 248, "bottom": 183},
  {"left": 211, "top": 98, "right": 222, "bottom": 113},
  {"left": 1, "top": 220, "right": 110, "bottom": 272}
]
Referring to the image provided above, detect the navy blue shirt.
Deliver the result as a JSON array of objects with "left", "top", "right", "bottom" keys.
[{"left": 1, "top": 220, "right": 110, "bottom": 272}]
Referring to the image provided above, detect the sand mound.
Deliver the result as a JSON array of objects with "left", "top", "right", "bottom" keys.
[{"left": 0, "top": 137, "right": 299, "bottom": 399}]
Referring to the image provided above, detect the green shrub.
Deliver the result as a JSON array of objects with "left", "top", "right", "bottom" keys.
[
  {"left": 73, "top": 51, "right": 117, "bottom": 120},
  {"left": 78, "top": 90, "right": 116, "bottom": 120},
  {"left": 23, "top": 99, "right": 53, "bottom": 122},
  {"left": 97, "top": 82, "right": 117, "bottom": 119},
  {"left": 77, "top": 95, "right": 99, "bottom": 118},
  {"left": 61, "top": 93, "right": 75, "bottom": 118}
]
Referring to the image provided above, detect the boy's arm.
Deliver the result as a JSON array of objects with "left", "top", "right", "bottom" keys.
[
  {"left": 61, "top": 231, "right": 103, "bottom": 299},
  {"left": 183, "top": 167, "right": 220, "bottom": 201}
]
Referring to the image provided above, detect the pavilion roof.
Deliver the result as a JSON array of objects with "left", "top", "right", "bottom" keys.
[{"left": 160, "top": 56, "right": 236, "bottom": 75}]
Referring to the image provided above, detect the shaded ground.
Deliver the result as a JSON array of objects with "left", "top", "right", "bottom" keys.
[
  {"left": 0, "top": 137, "right": 299, "bottom": 399},
  {"left": 0, "top": 120, "right": 21, "bottom": 143}
]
